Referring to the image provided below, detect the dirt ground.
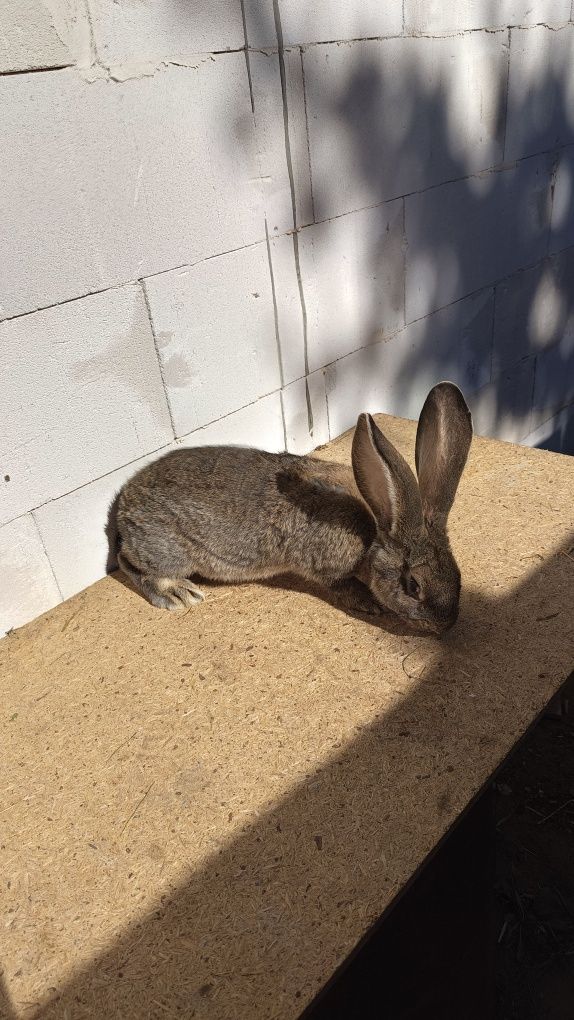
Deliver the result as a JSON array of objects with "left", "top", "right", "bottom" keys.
[{"left": 495, "top": 709, "right": 574, "bottom": 1019}]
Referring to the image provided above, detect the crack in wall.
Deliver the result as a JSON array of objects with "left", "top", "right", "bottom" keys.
[
  {"left": 30, "top": 510, "right": 64, "bottom": 600},
  {"left": 264, "top": 220, "right": 285, "bottom": 390},
  {"left": 546, "top": 153, "right": 561, "bottom": 257},
  {"left": 501, "top": 28, "right": 512, "bottom": 163},
  {"left": 489, "top": 283, "right": 498, "bottom": 383},
  {"left": 272, "top": 0, "right": 314, "bottom": 436},
  {"left": 3, "top": 21, "right": 571, "bottom": 81},
  {"left": 140, "top": 280, "right": 177, "bottom": 441},
  {"left": 239, "top": 0, "right": 255, "bottom": 113},
  {"left": 299, "top": 47, "right": 316, "bottom": 224},
  {"left": 83, "top": 0, "right": 99, "bottom": 66},
  {"left": 246, "top": 20, "right": 571, "bottom": 54},
  {"left": 0, "top": 63, "right": 74, "bottom": 77}
]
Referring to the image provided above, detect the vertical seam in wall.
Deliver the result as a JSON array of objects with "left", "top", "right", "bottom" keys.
[
  {"left": 546, "top": 151, "right": 560, "bottom": 257},
  {"left": 83, "top": 0, "right": 101, "bottom": 66},
  {"left": 324, "top": 371, "right": 332, "bottom": 440},
  {"left": 402, "top": 0, "right": 406, "bottom": 34},
  {"left": 489, "top": 285, "right": 497, "bottom": 382},
  {"left": 278, "top": 390, "right": 290, "bottom": 452},
  {"left": 240, "top": 0, "right": 255, "bottom": 113},
  {"left": 527, "top": 354, "right": 538, "bottom": 437},
  {"left": 30, "top": 511, "right": 64, "bottom": 601},
  {"left": 401, "top": 197, "right": 407, "bottom": 327},
  {"left": 140, "top": 280, "right": 178, "bottom": 440},
  {"left": 300, "top": 47, "right": 316, "bottom": 223},
  {"left": 501, "top": 28, "right": 511, "bottom": 163},
  {"left": 272, "top": 0, "right": 313, "bottom": 436}
]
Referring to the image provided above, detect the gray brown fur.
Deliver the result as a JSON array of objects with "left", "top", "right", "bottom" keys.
[{"left": 116, "top": 382, "right": 472, "bottom": 634}]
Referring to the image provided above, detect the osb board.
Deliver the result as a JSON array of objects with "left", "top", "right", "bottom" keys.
[{"left": 1, "top": 415, "right": 573, "bottom": 1020}]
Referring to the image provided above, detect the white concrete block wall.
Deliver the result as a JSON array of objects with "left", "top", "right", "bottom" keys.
[
  {"left": 303, "top": 33, "right": 507, "bottom": 220},
  {"left": 0, "top": 516, "right": 61, "bottom": 634},
  {"left": 404, "top": 0, "right": 571, "bottom": 34},
  {"left": 1, "top": 1, "right": 573, "bottom": 634},
  {"left": 243, "top": 0, "right": 403, "bottom": 48},
  {"left": 299, "top": 202, "right": 405, "bottom": 371},
  {"left": 0, "top": 57, "right": 266, "bottom": 317},
  {"left": 404, "top": 154, "right": 552, "bottom": 322},
  {"left": 143, "top": 245, "right": 282, "bottom": 436},
  {"left": 88, "top": 0, "right": 244, "bottom": 69},
  {"left": 250, "top": 49, "right": 314, "bottom": 231},
  {"left": 0, "top": 0, "right": 72, "bottom": 72},
  {"left": 0, "top": 286, "right": 173, "bottom": 524},
  {"left": 324, "top": 289, "right": 495, "bottom": 436},
  {"left": 506, "top": 25, "right": 574, "bottom": 161},
  {"left": 549, "top": 146, "right": 574, "bottom": 253}
]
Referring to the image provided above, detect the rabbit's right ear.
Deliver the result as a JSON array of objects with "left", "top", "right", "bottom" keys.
[
  {"left": 415, "top": 382, "right": 472, "bottom": 527},
  {"left": 352, "top": 414, "right": 423, "bottom": 538}
]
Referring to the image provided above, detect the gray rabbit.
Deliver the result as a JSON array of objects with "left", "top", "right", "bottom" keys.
[{"left": 116, "top": 382, "right": 472, "bottom": 633}]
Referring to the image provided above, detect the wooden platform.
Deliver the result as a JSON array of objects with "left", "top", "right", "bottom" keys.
[{"left": 1, "top": 415, "right": 573, "bottom": 1020}]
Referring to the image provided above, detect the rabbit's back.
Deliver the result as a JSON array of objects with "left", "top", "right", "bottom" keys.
[{"left": 116, "top": 446, "right": 374, "bottom": 585}]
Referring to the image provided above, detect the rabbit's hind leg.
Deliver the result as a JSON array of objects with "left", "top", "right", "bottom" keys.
[
  {"left": 145, "top": 575, "right": 205, "bottom": 611},
  {"left": 118, "top": 551, "right": 205, "bottom": 611}
]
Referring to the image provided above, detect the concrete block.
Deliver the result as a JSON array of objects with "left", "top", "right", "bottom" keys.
[
  {"left": 303, "top": 34, "right": 506, "bottom": 222},
  {"left": 405, "top": 0, "right": 571, "bottom": 34},
  {"left": 0, "top": 58, "right": 263, "bottom": 319},
  {"left": 549, "top": 146, "right": 574, "bottom": 254},
  {"left": 405, "top": 153, "right": 553, "bottom": 322},
  {"left": 0, "top": 515, "right": 61, "bottom": 636},
  {"left": 493, "top": 247, "right": 574, "bottom": 373},
  {"left": 281, "top": 372, "right": 330, "bottom": 454},
  {"left": 324, "top": 342, "right": 404, "bottom": 440},
  {"left": 299, "top": 202, "right": 405, "bottom": 373},
  {"left": 144, "top": 245, "right": 282, "bottom": 437},
  {"left": 403, "top": 288, "right": 495, "bottom": 394},
  {"left": 34, "top": 453, "right": 160, "bottom": 600},
  {"left": 325, "top": 288, "right": 494, "bottom": 438},
  {"left": 243, "top": 0, "right": 402, "bottom": 48},
  {"left": 532, "top": 338, "right": 574, "bottom": 428},
  {"left": 506, "top": 26, "right": 574, "bottom": 162},
  {"left": 468, "top": 358, "right": 535, "bottom": 443},
  {"left": 0, "top": 286, "right": 173, "bottom": 525},
  {"left": 249, "top": 49, "right": 313, "bottom": 232},
  {"left": 89, "top": 0, "right": 244, "bottom": 70},
  {"left": 177, "top": 391, "right": 285, "bottom": 451},
  {"left": 268, "top": 233, "right": 306, "bottom": 384},
  {"left": 523, "top": 404, "right": 574, "bottom": 454},
  {"left": 35, "top": 394, "right": 285, "bottom": 601},
  {"left": 0, "top": 0, "right": 78, "bottom": 73}
]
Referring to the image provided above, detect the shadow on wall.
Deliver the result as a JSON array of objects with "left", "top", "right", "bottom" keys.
[{"left": 238, "top": 3, "right": 574, "bottom": 453}]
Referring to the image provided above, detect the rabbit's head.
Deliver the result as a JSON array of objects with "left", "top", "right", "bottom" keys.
[{"left": 352, "top": 382, "right": 473, "bottom": 634}]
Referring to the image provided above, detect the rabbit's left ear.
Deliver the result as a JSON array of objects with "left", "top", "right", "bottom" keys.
[
  {"left": 415, "top": 382, "right": 472, "bottom": 527},
  {"left": 352, "top": 413, "right": 423, "bottom": 539}
]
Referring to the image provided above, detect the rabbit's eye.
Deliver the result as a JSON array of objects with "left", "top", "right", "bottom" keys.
[{"left": 404, "top": 575, "right": 420, "bottom": 599}]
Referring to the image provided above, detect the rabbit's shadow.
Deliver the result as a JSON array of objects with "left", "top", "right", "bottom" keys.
[{"left": 109, "top": 566, "right": 419, "bottom": 639}]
